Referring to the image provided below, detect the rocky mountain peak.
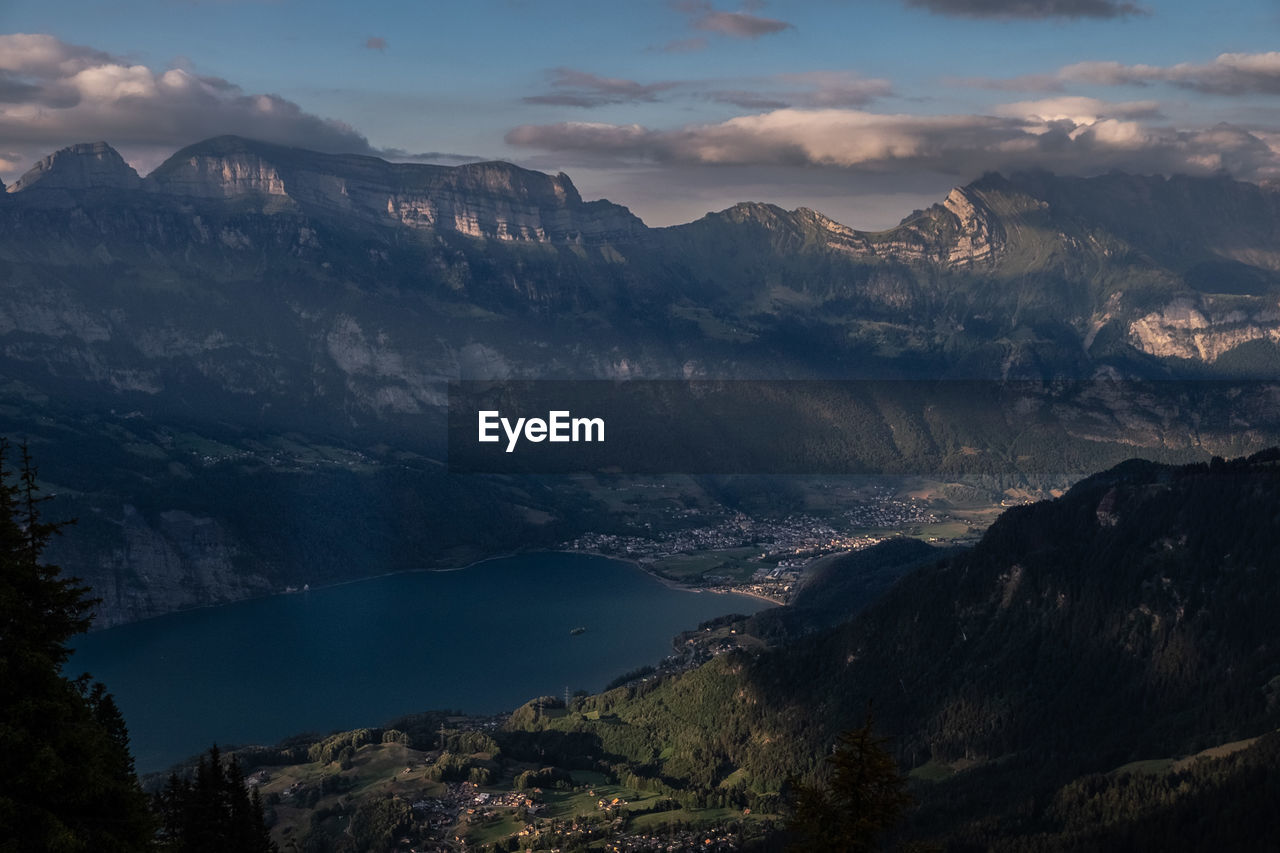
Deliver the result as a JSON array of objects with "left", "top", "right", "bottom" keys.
[
  {"left": 7, "top": 141, "right": 142, "bottom": 193},
  {"left": 939, "top": 184, "right": 1004, "bottom": 264},
  {"left": 140, "top": 135, "right": 644, "bottom": 243}
]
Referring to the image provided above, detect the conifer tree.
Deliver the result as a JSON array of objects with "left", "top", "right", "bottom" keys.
[
  {"left": 154, "top": 745, "right": 277, "bottom": 853},
  {"left": 786, "top": 710, "right": 913, "bottom": 852},
  {"left": 0, "top": 440, "right": 153, "bottom": 852}
]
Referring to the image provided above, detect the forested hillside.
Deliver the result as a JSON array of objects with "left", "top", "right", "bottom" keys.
[{"left": 501, "top": 450, "right": 1280, "bottom": 847}]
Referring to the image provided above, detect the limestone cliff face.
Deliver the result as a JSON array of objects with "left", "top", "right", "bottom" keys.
[
  {"left": 147, "top": 148, "right": 289, "bottom": 199},
  {"left": 939, "top": 186, "right": 1005, "bottom": 265},
  {"left": 823, "top": 185, "right": 1007, "bottom": 267},
  {"left": 144, "top": 136, "right": 646, "bottom": 244},
  {"left": 7, "top": 141, "right": 142, "bottom": 193},
  {"left": 1128, "top": 298, "right": 1280, "bottom": 361}
]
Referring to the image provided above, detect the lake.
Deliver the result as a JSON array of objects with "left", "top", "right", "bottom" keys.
[{"left": 69, "top": 552, "right": 771, "bottom": 773}]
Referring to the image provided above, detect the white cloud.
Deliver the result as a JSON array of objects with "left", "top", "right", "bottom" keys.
[
  {"left": 0, "top": 33, "right": 112, "bottom": 78},
  {"left": 507, "top": 107, "right": 1280, "bottom": 181},
  {"left": 992, "top": 96, "right": 1161, "bottom": 124},
  {"left": 0, "top": 33, "right": 374, "bottom": 179}
]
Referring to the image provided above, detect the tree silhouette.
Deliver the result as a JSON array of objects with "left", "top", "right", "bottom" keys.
[
  {"left": 154, "top": 745, "right": 276, "bottom": 853},
  {"left": 0, "top": 439, "right": 153, "bottom": 852},
  {"left": 786, "top": 709, "right": 913, "bottom": 852}
]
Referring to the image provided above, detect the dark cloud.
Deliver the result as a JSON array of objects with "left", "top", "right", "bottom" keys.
[
  {"left": 1061, "top": 53, "right": 1280, "bottom": 95},
  {"left": 903, "top": 0, "right": 1146, "bottom": 19},
  {"left": 523, "top": 67, "right": 679, "bottom": 108},
  {"left": 0, "top": 70, "right": 42, "bottom": 103},
  {"left": 706, "top": 71, "right": 892, "bottom": 109},
  {"left": 960, "top": 52, "right": 1280, "bottom": 96},
  {"left": 364, "top": 36, "right": 388, "bottom": 51},
  {"left": 709, "top": 90, "right": 792, "bottom": 109}
]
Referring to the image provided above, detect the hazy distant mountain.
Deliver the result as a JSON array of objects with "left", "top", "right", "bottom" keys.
[{"left": 5, "top": 136, "right": 1280, "bottom": 625}]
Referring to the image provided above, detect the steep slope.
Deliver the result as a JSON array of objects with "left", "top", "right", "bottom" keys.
[
  {"left": 516, "top": 450, "right": 1280, "bottom": 837},
  {"left": 7, "top": 141, "right": 142, "bottom": 194}
]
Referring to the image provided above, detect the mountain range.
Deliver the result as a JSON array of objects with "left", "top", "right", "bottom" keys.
[{"left": 5, "top": 136, "right": 1280, "bottom": 626}]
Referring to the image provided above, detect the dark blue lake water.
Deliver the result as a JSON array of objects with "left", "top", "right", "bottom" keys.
[{"left": 69, "top": 553, "right": 770, "bottom": 773}]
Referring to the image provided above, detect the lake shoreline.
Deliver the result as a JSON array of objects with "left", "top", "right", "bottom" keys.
[
  {"left": 87, "top": 546, "right": 779, "bottom": 634},
  {"left": 75, "top": 552, "right": 772, "bottom": 774}
]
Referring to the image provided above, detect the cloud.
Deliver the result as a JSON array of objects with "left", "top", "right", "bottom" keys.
[
  {"left": 364, "top": 36, "right": 388, "bottom": 51},
  {"left": 0, "top": 33, "right": 113, "bottom": 78},
  {"left": 707, "top": 71, "right": 893, "bottom": 109},
  {"left": 694, "top": 10, "right": 793, "bottom": 37},
  {"left": 671, "top": 2, "right": 795, "bottom": 41},
  {"left": 0, "top": 33, "right": 376, "bottom": 178},
  {"left": 1061, "top": 52, "right": 1280, "bottom": 95},
  {"left": 523, "top": 66, "right": 890, "bottom": 112},
  {"left": 961, "top": 52, "right": 1280, "bottom": 96},
  {"left": 779, "top": 71, "right": 893, "bottom": 107},
  {"left": 524, "top": 67, "right": 679, "bottom": 108},
  {"left": 903, "top": 0, "right": 1146, "bottom": 19},
  {"left": 709, "top": 90, "right": 792, "bottom": 109},
  {"left": 992, "top": 96, "right": 1161, "bottom": 123},
  {"left": 506, "top": 107, "right": 1280, "bottom": 182}
]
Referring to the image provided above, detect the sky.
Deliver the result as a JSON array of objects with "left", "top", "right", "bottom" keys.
[{"left": 2, "top": 0, "right": 1280, "bottom": 228}]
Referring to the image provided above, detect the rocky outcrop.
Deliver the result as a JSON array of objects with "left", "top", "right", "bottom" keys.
[
  {"left": 939, "top": 186, "right": 1004, "bottom": 265},
  {"left": 7, "top": 141, "right": 142, "bottom": 193},
  {"left": 1128, "top": 297, "right": 1280, "bottom": 361}
]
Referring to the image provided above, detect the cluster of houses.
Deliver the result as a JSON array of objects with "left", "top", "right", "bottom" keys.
[
  {"left": 603, "top": 825, "right": 746, "bottom": 852},
  {"left": 568, "top": 501, "right": 944, "bottom": 592}
]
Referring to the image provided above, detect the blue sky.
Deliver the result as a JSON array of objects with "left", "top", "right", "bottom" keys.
[{"left": 3, "top": 0, "right": 1279, "bottom": 226}]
